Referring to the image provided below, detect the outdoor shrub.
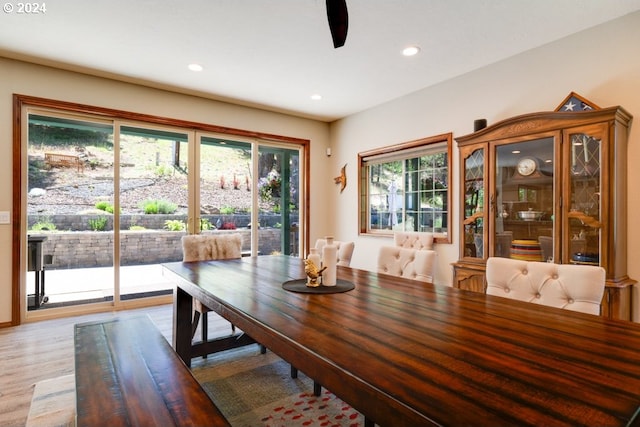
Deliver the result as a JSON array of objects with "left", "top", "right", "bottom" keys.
[
  {"left": 164, "top": 219, "right": 186, "bottom": 231},
  {"left": 31, "top": 219, "right": 57, "bottom": 231},
  {"left": 95, "top": 201, "right": 115, "bottom": 213},
  {"left": 140, "top": 199, "right": 178, "bottom": 214},
  {"left": 155, "top": 164, "right": 173, "bottom": 177},
  {"left": 141, "top": 199, "right": 158, "bottom": 214},
  {"left": 88, "top": 216, "right": 108, "bottom": 231},
  {"left": 129, "top": 225, "right": 146, "bottom": 231},
  {"left": 200, "top": 218, "right": 213, "bottom": 230},
  {"left": 258, "top": 169, "right": 281, "bottom": 201},
  {"left": 220, "top": 206, "right": 234, "bottom": 214},
  {"left": 157, "top": 200, "right": 178, "bottom": 214}
]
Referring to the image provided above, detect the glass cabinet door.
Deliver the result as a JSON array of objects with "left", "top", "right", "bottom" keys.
[
  {"left": 463, "top": 148, "right": 485, "bottom": 258},
  {"left": 565, "top": 127, "right": 602, "bottom": 266},
  {"left": 494, "top": 137, "right": 555, "bottom": 261}
]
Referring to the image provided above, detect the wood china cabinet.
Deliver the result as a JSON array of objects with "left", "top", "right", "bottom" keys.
[{"left": 453, "top": 102, "right": 634, "bottom": 320}]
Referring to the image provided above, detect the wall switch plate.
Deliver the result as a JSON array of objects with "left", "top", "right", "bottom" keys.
[{"left": 0, "top": 211, "right": 10, "bottom": 224}]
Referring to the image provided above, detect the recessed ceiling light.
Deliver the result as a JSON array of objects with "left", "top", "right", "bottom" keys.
[
  {"left": 188, "top": 63, "right": 203, "bottom": 72},
  {"left": 402, "top": 46, "right": 420, "bottom": 57},
  {"left": 311, "top": 94, "right": 322, "bottom": 101}
]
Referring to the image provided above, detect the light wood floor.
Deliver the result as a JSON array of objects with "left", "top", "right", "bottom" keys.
[{"left": 0, "top": 304, "right": 232, "bottom": 427}]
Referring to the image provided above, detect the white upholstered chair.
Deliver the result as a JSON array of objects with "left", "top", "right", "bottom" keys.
[
  {"left": 314, "top": 238, "right": 355, "bottom": 267},
  {"left": 377, "top": 246, "right": 437, "bottom": 283},
  {"left": 394, "top": 231, "right": 434, "bottom": 250},
  {"left": 182, "top": 233, "right": 242, "bottom": 342},
  {"left": 485, "top": 257, "right": 606, "bottom": 315}
]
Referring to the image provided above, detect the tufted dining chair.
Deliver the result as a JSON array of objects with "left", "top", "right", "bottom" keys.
[
  {"left": 377, "top": 246, "right": 437, "bottom": 283},
  {"left": 394, "top": 231, "right": 434, "bottom": 251},
  {"left": 485, "top": 257, "right": 606, "bottom": 315},
  {"left": 182, "top": 233, "right": 242, "bottom": 343},
  {"left": 314, "top": 238, "right": 355, "bottom": 267}
]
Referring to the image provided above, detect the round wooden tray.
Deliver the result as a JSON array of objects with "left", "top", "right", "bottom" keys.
[{"left": 282, "top": 278, "right": 355, "bottom": 294}]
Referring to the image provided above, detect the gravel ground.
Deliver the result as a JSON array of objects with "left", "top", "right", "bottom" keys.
[
  {"left": 28, "top": 168, "right": 256, "bottom": 216},
  {"left": 26, "top": 143, "right": 279, "bottom": 216}
]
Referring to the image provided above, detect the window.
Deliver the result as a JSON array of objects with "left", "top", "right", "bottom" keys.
[{"left": 358, "top": 133, "right": 452, "bottom": 242}]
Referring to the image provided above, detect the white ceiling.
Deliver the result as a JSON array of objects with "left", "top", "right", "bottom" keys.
[{"left": 2, "top": 0, "right": 640, "bottom": 122}]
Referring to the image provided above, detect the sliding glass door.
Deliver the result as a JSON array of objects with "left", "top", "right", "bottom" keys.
[
  {"left": 118, "top": 125, "right": 190, "bottom": 302},
  {"left": 198, "top": 136, "right": 252, "bottom": 243},
  {"left": 195, "top": 135, "right": 302, "bottom": 257},
  {"left": 257, "top": 145, "right": 301, "bottom": 256},
  {"left": 22, "top": 105, "right": 306, "bottom": 317},
  {"left": 26, "top": 113, "right": 115, "bottom": 309}
]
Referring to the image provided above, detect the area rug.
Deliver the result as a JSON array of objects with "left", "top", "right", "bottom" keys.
[
  {"left": 26, "top": 374, "right": 75, "bottom": 427},
  {"left": 191, "top": 346, "right": 368, "bottom": 427}
]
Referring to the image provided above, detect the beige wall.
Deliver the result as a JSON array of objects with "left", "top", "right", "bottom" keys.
[
  {"left": 329, "top": 12, "right": 640, "bottom": 319},
  {"left": 0, "top": 59, "right": 332, "bottom": 323}
]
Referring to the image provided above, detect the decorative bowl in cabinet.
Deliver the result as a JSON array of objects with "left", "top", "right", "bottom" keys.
[{"left": 518, "top": 210, "right": 543, "bottom": 221}]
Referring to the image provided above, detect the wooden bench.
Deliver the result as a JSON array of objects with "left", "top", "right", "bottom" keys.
[
  {"left": 45, "top": 152, "right": 84, "bottom": 172},
  {"left": 74, "top": 316, "right": 229, "bottom": 427}
]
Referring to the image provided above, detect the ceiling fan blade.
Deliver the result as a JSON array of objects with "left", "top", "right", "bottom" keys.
[{"left": 326, "top": 0, "right": 348, "bottom": 48}]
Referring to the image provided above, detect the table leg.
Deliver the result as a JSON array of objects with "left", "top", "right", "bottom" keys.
[
  {"left": 173, "top": 286, "right": 193, "bottom": 367},
  {"left": 40, "top": 269, "right": 45, "bottom": 299},
  {"left": 34, "top": 270, "right": 41, "bottom": 309}
]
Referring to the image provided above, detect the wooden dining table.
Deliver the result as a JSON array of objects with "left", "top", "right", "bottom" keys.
[{"left": 162, "top": 255, "right": 640, "bottom": 427}]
